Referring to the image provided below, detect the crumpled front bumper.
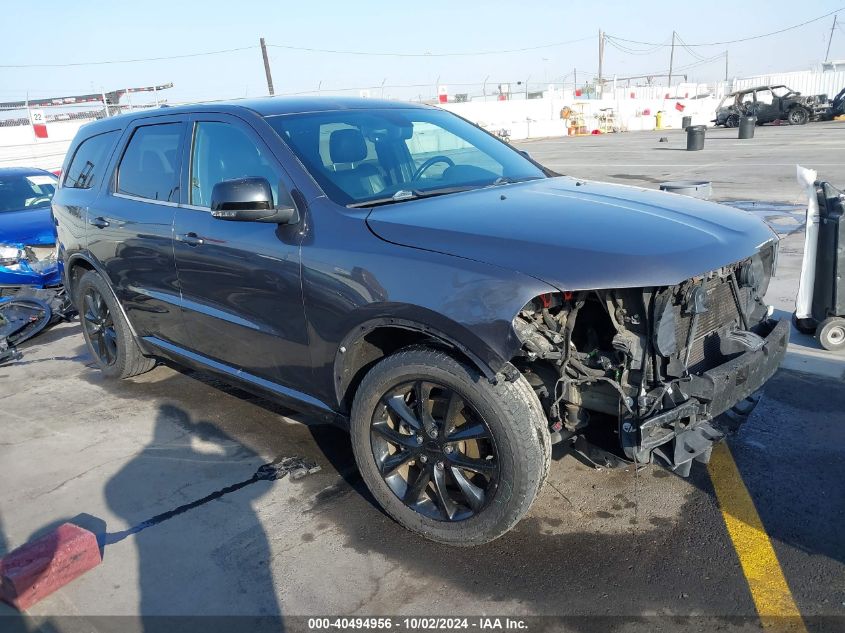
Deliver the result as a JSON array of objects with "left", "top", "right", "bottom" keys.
[
  {"left": 0, "top": 260, "right": 62, "bottom": 293},
  {"left": 622, "top": 318, "right": 789, "bottom": 474}
]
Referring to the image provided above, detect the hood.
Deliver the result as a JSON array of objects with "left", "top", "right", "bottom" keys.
[
  {"left": 366, "top": 177, "right": 777, "bottom": 290},
  {"left": 0, "top": 207, "right": 56, "bottom": 246}
]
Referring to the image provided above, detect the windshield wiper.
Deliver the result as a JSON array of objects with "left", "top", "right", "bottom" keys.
[
  {"left": 488, "top": 176, "right": 542, "bottom": 186},
  {"left": 346, "top": 185, "right": 479, "bottom": 208}
]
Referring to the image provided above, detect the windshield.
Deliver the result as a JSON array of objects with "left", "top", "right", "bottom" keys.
[
  {"left": 265, "top": 108, "right": 545, "bottom": 206},
  {"left": 771, "top": 86, "right": 793, "bottom": 98},
  {"left": 0, "top": 172, "right": 57, "bottom": 213}
]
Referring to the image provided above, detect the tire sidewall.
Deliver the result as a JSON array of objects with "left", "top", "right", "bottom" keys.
[
  {"left": 350, "top": 350, "right": 543, "bottom": 546},
  {"left": 76, "top": 271, "right": 136, "bottom": 378}
]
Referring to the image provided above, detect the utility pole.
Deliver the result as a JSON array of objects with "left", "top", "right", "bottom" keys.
[
  {"left": 724, "top": 51, "right": 729, "bottom": 82},
  {"left": 260, "top": 37, "right": 275, "bottom": 96},
  {"left": 667, "top": 31, "right": 676, "bottom": 91},
  {"left": 597, "top": 30, "right": 604, "bottom": 98},
  {"left": 825, "top": 15, "right": 838, "bottom": 61}
]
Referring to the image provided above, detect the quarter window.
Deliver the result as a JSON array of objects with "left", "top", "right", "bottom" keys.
[
  {"left": 64, "top": 130, "right": 119, "bottom": 190},
  {"left": 190, "top": 121, "right": 280, "bottom": 207},
  {"left": 117, "top": 124, "right": 182, "bottom": 202}
]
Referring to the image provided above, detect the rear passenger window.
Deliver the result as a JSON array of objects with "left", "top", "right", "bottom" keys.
[
  {"left": 64, "top": 130, "right": 118, "bottom": 189},
  {"left": 117, "top": 124, "right": 181, "bottom": 202}
]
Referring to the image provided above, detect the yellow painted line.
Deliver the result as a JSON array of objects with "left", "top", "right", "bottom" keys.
[{"left": 708, "top": 442, "right": 808, "bottom": 632}]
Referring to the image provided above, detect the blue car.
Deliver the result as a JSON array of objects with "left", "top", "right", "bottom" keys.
[{"left": 0, "top": 167, "right": 61, "bottom": 292}]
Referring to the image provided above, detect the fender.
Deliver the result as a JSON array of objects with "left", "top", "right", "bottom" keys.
[
  {"left": 332, "top": 314, "right": 512, "bottom": 411},
  {"left": 65, "top": 251, "right": 141, "bottom": 340}
]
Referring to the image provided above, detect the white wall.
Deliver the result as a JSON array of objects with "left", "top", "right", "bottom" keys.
[{"left": 0, "top": 119, "right": 88, "bottom": 172}]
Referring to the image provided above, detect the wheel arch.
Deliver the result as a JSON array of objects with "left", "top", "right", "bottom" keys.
[
  {"left": 66, "top": 253, "right": 140, "bottom": 339},
  {"left": 333, "top": 316, "right": 508, "bottom": 414}
]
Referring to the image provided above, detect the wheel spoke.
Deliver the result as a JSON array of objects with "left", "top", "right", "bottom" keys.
[
  {"left": 449, "top": 453, "right": 496, "bottom": 474},
  {"left": 379, "top": 450, "right": 415, "bottom": 476},
  {"left": 447, "top": 422, "right": 491, "bottom": 442},
  {"left": 450, "top": 466, "right": 485, "bottom": 512},
  {"left": 385, "top": 395, "right": 422, "bottom": 432},
  {"left": 432, "top": 465, "right": 459, "bottom": 520},
  {"left": 83, "top": 294, "right": 98, "bottom": 322},
  {"left": 403, "top": 468, "right": 431, "bottom": 504},
  {"left": 414, "top": 381, "right": 437, "bottom": 434},
  {"left": 372, "top": 421, "right": 420, "bottom": 449},
  {"left": 103, "top": 329, "right": 117, "bottom": 364}
]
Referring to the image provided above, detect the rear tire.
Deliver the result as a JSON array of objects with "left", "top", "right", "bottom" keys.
[
  {"left": 350, "top": 346, "right": 550, "bottom": 546},
  {"left": 76, "top": 270, "right": 155, "bottom": 379}
]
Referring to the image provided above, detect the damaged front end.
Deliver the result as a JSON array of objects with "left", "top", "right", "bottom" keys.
[
  {"left": 0, "top": 242, "right": 62, "bottom": 295},
  {"left": 512, "top": 241, "right": 787, "bottom": 476}
]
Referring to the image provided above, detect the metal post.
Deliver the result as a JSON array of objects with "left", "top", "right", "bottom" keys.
[
  {"left": 825, "top": 15, "right": 837, "bottom": 61},
  {"left": 724, "top": 51, "right": 729, "bottom": 82},
  {"left": 260, "top": 37, "right": 275, "bottom": 96},
  {"left": 101, "top": 89, "right": 109, "bottom": 117},
  {"left": 597, "top": 30, "right": 603, "bottom": 98},
  {"left": 667, "top": 31, "right": 676, "bottom": 91},
  {"left": 525, "top": 75, "right": 530, "bottom": 99},
  {"left": 482, "top": 75, "right": 489, "bottom": 100}
]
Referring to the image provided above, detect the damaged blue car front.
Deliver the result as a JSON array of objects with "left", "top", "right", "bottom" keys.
[{"left": 0, "top": 167, "right": 61, "bottom": 294}]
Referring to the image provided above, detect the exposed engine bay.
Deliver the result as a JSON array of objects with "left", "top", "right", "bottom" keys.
[{"left": 512, "top": 241, "right": 786, "bottom": 475}]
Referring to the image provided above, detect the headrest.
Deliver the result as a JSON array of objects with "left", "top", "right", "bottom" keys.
[{"left": 329, "top": 128, "right": 367, "bottom": 163}]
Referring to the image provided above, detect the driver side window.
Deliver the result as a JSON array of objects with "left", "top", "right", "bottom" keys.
[{"left": 190, "top": 121, "right": 280, "bottom": 208}]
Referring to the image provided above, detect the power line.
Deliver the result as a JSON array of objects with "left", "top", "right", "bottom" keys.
[
  {"left": 609, "top": 7, "right": 843, "bottom": 47},
  {"left": 0, "top": 46, "right": 258, "bottom": 68},
  {"left": 265, "top": 37, "right": 594, "bottom": 57}
]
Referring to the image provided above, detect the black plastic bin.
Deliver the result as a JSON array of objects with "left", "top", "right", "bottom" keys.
[
  {"left": 794, "top": 181, "right": 845, "bottom": 350},
  {"left": 738, "top": 115, "right": 756, "bottom": 139},
  {"left": 686, "top": 125, "right": 706, "bottom": 151}
]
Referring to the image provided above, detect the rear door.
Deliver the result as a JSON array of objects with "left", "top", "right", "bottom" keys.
[
  {"left": 172, "top": 113, "right": 308, "bottom": 389},
  {"left": 88, "top": 115, "right": 189, "bottom": 345}
]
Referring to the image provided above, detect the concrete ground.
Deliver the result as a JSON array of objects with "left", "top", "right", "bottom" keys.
[{"left": 1, "top": 122, "right": 844, "bottom": 632}]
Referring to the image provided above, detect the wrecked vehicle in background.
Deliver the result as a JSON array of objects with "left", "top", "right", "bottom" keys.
[
  {"left": 0, "top": 167, "right": 72, "bottom": 363},
  {"left": 713, "top": 85, "right": 830, "bottom": 127},
  {"left": 53, "top": 99, "right": 787, "bottom": 545},
  {"left": 0, "top": 167, "right": 62, "bottom": 293}
]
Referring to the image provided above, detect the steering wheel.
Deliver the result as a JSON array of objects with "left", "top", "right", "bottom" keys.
[
  {"left": 26, "top": 196, "right": 52, "bottom": 207},
  {"left": 413, "top": 155, "right": 455, "bottom": 181}
]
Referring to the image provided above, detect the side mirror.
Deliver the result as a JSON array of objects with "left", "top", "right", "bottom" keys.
[{"left": 210, "top": 177, "right": 298, "bottom": 224}]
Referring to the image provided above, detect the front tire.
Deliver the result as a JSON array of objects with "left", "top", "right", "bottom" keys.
[
  {"left": 350, "top": 346, "right": 550, "bottom": 546},
  {"left": 76, "top": 270, "right": 156, "bottom": 379},
  {"left": 788, "top": 107, "right": 809, "bottom": 125}
]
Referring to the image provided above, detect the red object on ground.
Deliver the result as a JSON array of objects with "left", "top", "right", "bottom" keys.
[
  {"left": 0, "top": 523, "right": 101, "bottom": 611},
  {"left": 630, "top": 92, "right": 635, "bottom": 99},
  {"left": 575, "top": 89, "right": 582, "bottom": 97},
  {"left": 675, "top": 102, "right": 686, "bottom": 112}
]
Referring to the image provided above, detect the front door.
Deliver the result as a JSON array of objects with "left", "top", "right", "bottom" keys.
[{"left": 173, "top": 114, "right": 309, "bottom": 391}]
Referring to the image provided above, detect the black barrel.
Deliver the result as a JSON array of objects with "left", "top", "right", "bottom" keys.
[
  {"left": 686, "top": 125, "right": 706, "bottom": 151},
  {"left": 738, "top": 115, "right": 756, "bottom": 139},
  {"left": 681, "top": 115, "right": 692, "bottom": 129}
]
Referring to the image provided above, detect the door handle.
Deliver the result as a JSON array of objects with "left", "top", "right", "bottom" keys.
[
  {"left": 89, "top": 216, "right": 110, "bottom": 229},
  {"left": 177, "top": 232, "right": 204, "bottom": 247}
]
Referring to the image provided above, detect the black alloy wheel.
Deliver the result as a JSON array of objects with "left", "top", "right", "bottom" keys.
[
  {"left": 81, "top": 287, "right": 117, "bottom": 366},
  {"left": 370, "top": 380, "right": 499, "bottom": 522}
]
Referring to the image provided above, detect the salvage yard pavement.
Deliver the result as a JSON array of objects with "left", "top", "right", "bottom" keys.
[{"left": 0, "top": 125, "right": 843, "bottom": 631}]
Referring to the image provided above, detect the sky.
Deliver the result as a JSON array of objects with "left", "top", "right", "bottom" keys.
[{"left": 1, "top": 0, "right": 843, "bottom": 105}]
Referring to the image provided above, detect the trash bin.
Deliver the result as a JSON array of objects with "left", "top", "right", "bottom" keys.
[
  {"left": 686, "top": 125, "right": 706, "bottom": 151},
  {"left": 793, "top": 179, "right": 845, "bottom": 350},
  {"left": 659, "top": 180, "right": 712, "bottom": 200},
  {"left": 681, "top": 115, "right": 692, "bottom": 129},
  {"left": 738, "top": 115, "right": 756, "bottom": 139}
]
